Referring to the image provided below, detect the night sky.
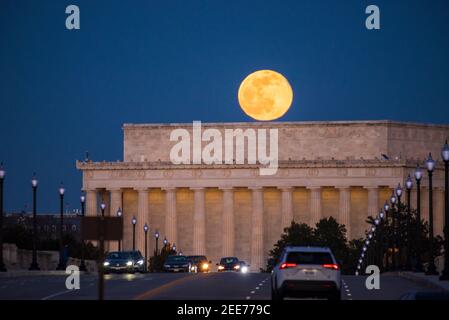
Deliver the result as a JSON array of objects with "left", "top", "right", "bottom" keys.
[{"left": 1, "top": 0, "right": 449, "bottom": 212}]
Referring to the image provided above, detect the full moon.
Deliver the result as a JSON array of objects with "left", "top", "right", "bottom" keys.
[{"left": 238, "top": 70, "right": 293, "bottom": 121}]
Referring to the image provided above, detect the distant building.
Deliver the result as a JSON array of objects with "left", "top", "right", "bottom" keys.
[
  {"left": 4, "top": 213, "right": 81, "bottom": 241},
  {"left": 77, "top": 121, "right": 449, "bottom": 271}
]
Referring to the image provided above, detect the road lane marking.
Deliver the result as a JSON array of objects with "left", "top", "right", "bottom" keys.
[
  {"left": 41, "top": 290, "right": 74, "bottom": 300},
  {"left": 134, "top": 273, "right": 213, "bottom": 300},
  {"left": 250, "top": 290, "right": 255, "bottom": 294},
  {"left": 246, "top": 296, "right": 251, "bottom": 300}
]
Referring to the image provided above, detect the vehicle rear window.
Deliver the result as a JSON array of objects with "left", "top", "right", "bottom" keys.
[{"left": 286, "top": 252, "right": 333, "bottom": 265}]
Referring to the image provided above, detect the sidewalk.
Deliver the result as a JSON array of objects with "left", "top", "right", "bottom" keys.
[{"left": 399, "top": 272, "right": 449, "bottom": 293}]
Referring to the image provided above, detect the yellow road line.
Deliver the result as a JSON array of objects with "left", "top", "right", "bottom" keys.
[{"left": 134, "top": 273, "right": 214, "bottom": 300}]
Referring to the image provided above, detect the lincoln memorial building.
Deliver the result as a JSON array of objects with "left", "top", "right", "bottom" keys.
[{"left": 77, "top": 121, "right": 449, "bottom": 271}]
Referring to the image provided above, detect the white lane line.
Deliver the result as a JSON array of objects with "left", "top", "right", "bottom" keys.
[
  {"left": 259, "top": 283, "right": 263, "bottom": 286},
  {"left": 250, "top": 291, "right": 255, "bottom": 294},
  {"left": 255, "top": 287, "right": 260, "bottom": 290},
  {"left": 41, "top": 290, "right": 74, "bottom": 300},
  {"left": 246, "top": 296, "right": 251, "bottom": 300}
]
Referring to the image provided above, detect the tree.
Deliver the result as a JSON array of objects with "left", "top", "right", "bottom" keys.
[
  {"left": 265, "top": 217, "right": 353, "bottom": 273},
  {"left": 265, "top": 221, "right": 314, "bottom": 272},
  {"left": 314, "top": 217, "right": 348, "bottom": 263}
]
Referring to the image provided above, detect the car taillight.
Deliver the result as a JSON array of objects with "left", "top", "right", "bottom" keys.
[
  {"left": 322, "top": 264, "right": 339, "bottom": 270},
  {"left": 280, "top": 263, "right": 297, "bottom": 269}
]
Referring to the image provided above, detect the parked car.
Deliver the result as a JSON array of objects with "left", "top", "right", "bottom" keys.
[
  {"left": 217, "top": 257, "right": 241, "bottom": 272},
  {"left": 187, "top": 255, "right": 211, "bottom": 273},
  {"left": 271, "top": 246, "right": 341, "bottom": 300},
  {"left": 103, "top": 251, "right": 145, "bottom": 274},
  {"left": 163, "top": 255, "right": 192, "bottom": 272}
]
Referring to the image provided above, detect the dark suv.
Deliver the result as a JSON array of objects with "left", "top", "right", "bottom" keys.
[
  {"left": 103, "top": 251, "right": 145, "bottom": 274},
  {"left": 187, "top": 255, "right": 211, "bottom": 273},
  {"left": 217, "top": 257, "right": 240, "bottom": 272}
]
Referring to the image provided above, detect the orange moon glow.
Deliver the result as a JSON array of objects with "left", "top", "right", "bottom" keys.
[{"left": 238, "top": 70, "right": 293, "bottom": 121}]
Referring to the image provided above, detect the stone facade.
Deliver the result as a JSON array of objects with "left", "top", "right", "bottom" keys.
[{"left": 77, "top": 121, "right": 449, "bottom": 272}]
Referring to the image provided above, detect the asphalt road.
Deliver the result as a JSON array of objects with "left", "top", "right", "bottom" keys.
[{"left": 0, "top": 272, "right": 440, "bottom": 300}]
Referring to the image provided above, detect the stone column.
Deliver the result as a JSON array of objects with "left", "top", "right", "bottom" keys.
[
  {"left": 308, "top": 187, "right": 322, "bottom": 227},
  {"left": 250, "top": 187, "right": 264, "bottom": 272},
  {"left": 86, "top": 189, "right": 97, "bottom": 216},
  {"left": 338, "top": 187, "right": 351, "bottom": 240},
  {"left": 221, "top": 187, "right": 235, "bottom": 257},
  {"left": 163, "top": 188, "right": 177, "bottom": 246},
  {"left": 136, "top": 188, "right": 149, "bottom": 254},
  {"left": 109, "top": 188, "right": 122, "bottom": 251},
  {"left": 279, "top": 187, "right": 293, "bottom": 234},
  {"left": 366, "top": 187, "right": 379, "bottom": 219},
  {"left": 192, "top": 187, "right": 206, "bottom": 255}
]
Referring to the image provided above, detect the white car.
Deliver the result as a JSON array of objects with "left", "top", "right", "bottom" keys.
[{"left": 271, "top": 246, "right": 341, "bottom": 300}]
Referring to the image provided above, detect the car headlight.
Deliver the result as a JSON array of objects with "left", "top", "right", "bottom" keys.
[
  {"left": 164, "top": 264, "right": 170, "bottom": 268},
  {"left": 136, "top": 259, "right": 144, "bottom": 265},
  {"left": 202, "top": 263, "right": 209, "bottom": 270},
  {"left": 126, "top": 261, "right": 133, "bottom": 266},
  {"left": 234, "top": 265, "right": 240, "bottom": 270},
  {"left": 241, "top": 266, "right": 248, "bottom": 273},
  {"left": 218, "top": 265, "right": 224, "bottom": 270},
  {"left": 103, "top": 261, "right": 110, "bottom": 266}
]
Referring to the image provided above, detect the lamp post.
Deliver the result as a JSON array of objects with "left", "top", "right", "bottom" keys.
[
  {"left": 390, "top": 191, "right": 398, "bottom": 271},
  {"left": 384, "top": 201, "right": 390, "bottom": 271},
  {"left": 116, "top": 208, "right": 122, "bottom": 251},
  {"left": 404, "top": 175, "right": 413, "bottom": 271},
  {"left": 144, "top": 223, "right": 149, "bottom": 272},
  {"left": 163, "top": 237, "right": 168, "bottom": 251},
  {"left": 29, "top": 174, "right": 40, "bottom": 270},
  {"left": 154, "top": 230, "right": 160, "bottom": 256},
  {"left": 172, "top": 243, "right": 176, "bottom": 253},
  {"left": 56, "top": 183, "right": 66, "bottom": 270},
  {"left": 79, "top": 194, "right": 87, "bottom": 271},
  {"left": 395, "top": 183, "right": 403, "bottom": 269},
  {"left": 131, "top": 216, "right": 137, "bottom": 251},
  {"left": 0, "top": 163, "right": 7, "bottom": 272},
  {"left": 98, "top": 201, "right": 106, "bottom": 300},
  {"left": 414, "top": 164, "right": 424, "bottom": 272},
  {"left": 378, "top": 210, "right": 385, "bottom": 271},
  {"left": 440, "top": 140, "right": 449, "bottom": 280},
  {"left": 425, "top": 153, "right": 438, "bottom": 275}
]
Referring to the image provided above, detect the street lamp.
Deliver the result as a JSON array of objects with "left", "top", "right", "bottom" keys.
[
  {"left": 0, "top": 163, "right": 7, "bottom": 272},
  {"left": 79, "top": 194, "right": 87, "bottom": 271},
  {"left": 28, "top": 173, "right": 40, "bottom": 270},
  {"left": 116, "top": 208, "right": 122, "bottom": 251},
  {"left": 396, "top": 183, "right": 404, "bottom": 269},
  {"left": 98, "top": 201, "right": 106, "bottom": 300},
  {"left": 163, "top": 237, "right": 168, "bottom": 247},
  {"left": 384, "top": 201, "right": 390, "bottom": 271},
  {"left": 414, "top": 164, "right": 424, "bottom": 272},
  {"left": 425, "top": 153, "right": 438, "bottom": 275},
  {"left": 143, "top": 223, "right": 149, "bottom": 272},
  {"left": 172, "top": 243, "right": 176, "bottom": 252},
  {"left": 404, "top": 175, "right": 413, "bottom": 271},
  {"left": 440, "top": 140, "right": 449, "bottom": 280},
  {"left": 390, "top": 191, "right": 398, "bottom": 270},
  {"left": 154, "top": 230, "right": 160, "bottom": 256},
  {"left": 56, "top": 183, "right": 66, "bottom": 270},
  {"left": 131, "top": 216, "right": 137, "bottom": 251}
]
